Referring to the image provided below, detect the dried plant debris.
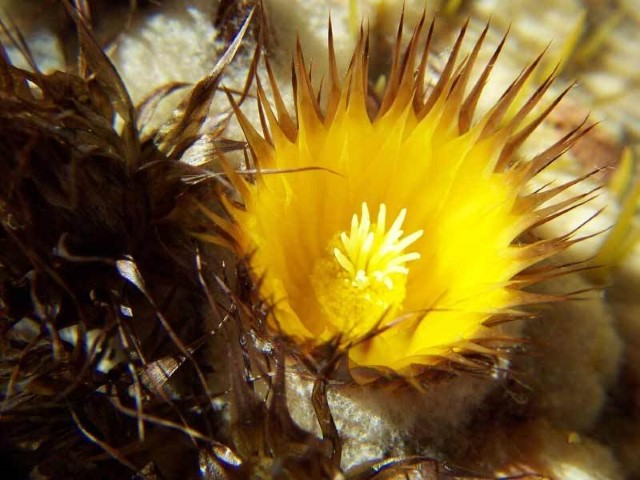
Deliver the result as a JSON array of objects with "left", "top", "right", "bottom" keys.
[{"left": 0, "top": 3, "right": 254, "bottom": 478}]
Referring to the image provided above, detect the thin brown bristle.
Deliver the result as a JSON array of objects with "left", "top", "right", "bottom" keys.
[
  {"left": 460, "top": 28, "right": 509, "bottom": 132},
  {"left": 419, "top": 18, "right": 469, "bottom": 119}
]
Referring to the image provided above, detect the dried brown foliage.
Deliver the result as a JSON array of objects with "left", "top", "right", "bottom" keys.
[{"left": 0, "top": 3, "right": 252, "bottom": 477}]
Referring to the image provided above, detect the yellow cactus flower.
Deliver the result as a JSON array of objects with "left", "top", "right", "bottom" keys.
[{"left": 209, "top": 19, "right": 593, "bottom": 375}]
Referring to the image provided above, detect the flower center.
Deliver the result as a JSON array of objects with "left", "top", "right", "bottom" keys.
[{"left": 311, "top": 203, "right": 423, "bottom": 337}]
